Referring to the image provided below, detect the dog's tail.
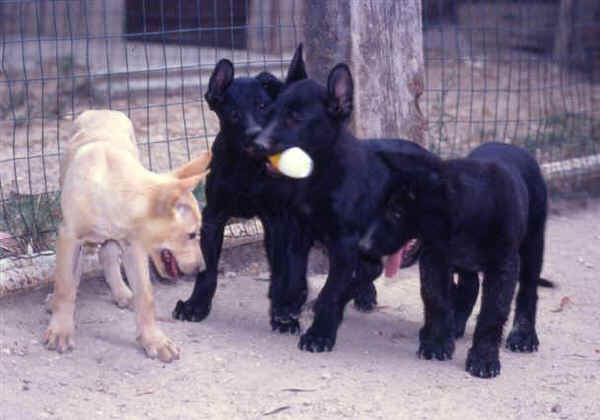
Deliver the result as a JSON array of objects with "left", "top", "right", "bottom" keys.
[{"left": 538, "top": 277, "right": 555, "bottom": 288}]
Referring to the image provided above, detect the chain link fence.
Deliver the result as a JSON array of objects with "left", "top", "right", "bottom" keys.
[{"left": 0, "top": 1, "right": 598, "bottom": 276}]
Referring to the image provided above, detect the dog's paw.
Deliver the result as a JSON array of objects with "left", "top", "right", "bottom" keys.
[
  {"left": 417, "top": 337, "right": 455, "bottom": 361},
  {"left": 466, "top": 347, "right": 501, "bottom": 378},
  {"left": 298, "top": 329, "right": 335, "bottom": 352},
  {"left": 44, "top": 292, "right": 54, "bottom": 314},
  {"left": 271, "top": 317, "right": 301, "bottom": 335},
  {"left": 138, "top": 327, "right": 180, "bottom": 363},
  {"left": 113, "top": 289, "right": 134, "bottom": 309},
  {"left": 172, "top": 299, "right": 211, "bottom": 322},
  {"left": 506, "top": 328, "right": 539, "bottom": 352},
  {"left": 270, "top": 305, "right": 302, "bottom": 335},
  {"left": 353, "top": 282, "right": 377, "bottom": 313},
  {"left": 43, "top": 319, "right": 74, "bottom": 353}
]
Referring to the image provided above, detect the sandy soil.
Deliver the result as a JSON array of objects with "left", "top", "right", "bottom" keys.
[{"left": 0, "top": 198, "right": 599, "bottom": 420}]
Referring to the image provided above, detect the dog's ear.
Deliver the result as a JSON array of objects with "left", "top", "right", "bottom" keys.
[
  {"left": 256, "top": 72, "right": 284, "bottom": 100},
  {"left": 378, "top": 150, "right": 442, "bottom": 200},
  {"left": 326, "top": 63, "right": 353, "bottom": 121},
  {"left": 154, "top": 174, "right": 206, "bottom": 217},
  {"left": 205, "top": 59, "right": 234, "bottom": 109},
  {"left": 285, "top": 43, "right": 307, "bottom": 85},
  {"left": 172, "top": 152, "right": 212, "bottom": 179}
]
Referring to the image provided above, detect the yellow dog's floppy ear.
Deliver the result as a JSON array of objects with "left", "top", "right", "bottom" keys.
[{"left": 172, "top": 151, "right": 212, "bottom": 179}]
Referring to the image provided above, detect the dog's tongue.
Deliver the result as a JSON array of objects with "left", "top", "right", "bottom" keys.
[
  {"left": 169, "top": 256, "right": 179, "bottom": 279},
  {"left": 384, "top": 248, "right": 404, "bottom": 278}
]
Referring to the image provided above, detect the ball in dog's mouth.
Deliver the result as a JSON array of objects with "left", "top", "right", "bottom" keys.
[
  {"left": 267, "top": 147, "right": 313, "bottom": 179},
  {"left": 160, "top": 249, "right": 183, "bottom": 280},
  {"left": 384, "top": 238, "right": 422, "bottom": 278}
]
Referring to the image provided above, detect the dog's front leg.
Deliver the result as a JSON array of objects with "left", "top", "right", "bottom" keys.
[
  {"left": 466, "top": 253, "right": 519, "bottom": 378},
  {"left": 44, "top": 225, "right": 82, "bottom": 353},
  {"left": 417, "top": 247, "right": 456, "bottom": 361},
  {"left": 123, "top": 242, "right": 179, "bottom": 362},
  {"left": 173, "top": 206, "right": 227, "bottom": 322},
  {"left": 352, "top": 256, "right": 382, "bottom": 312},
  {"left": 267, "top": 215, "right": 311, "bottom": 335},
  {"left": 298, "top": 236, "right": 357, "bottom": 352}
]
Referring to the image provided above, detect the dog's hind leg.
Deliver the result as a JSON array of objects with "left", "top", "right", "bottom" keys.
[
  {"left": 506, "top": 228, "right": 545, "bottom": 352},
  {"left": 173, "top": 206, "right": 226, "bottom": 322},
  {"left": 453, "top": 270, "right": 480, "bottom": 338},
  {"left": 123, "top": 242, "right": 179, "bottom": 362},
  {"left": 44, "top": 225, "right": 82, "bottom": 353},
  {"left": 99, "top": 240, "right": 133, "bottom": 309}
]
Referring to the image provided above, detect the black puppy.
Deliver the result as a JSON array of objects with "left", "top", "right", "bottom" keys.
[
  {"left": 359, "top": 141, "right": 549, "bottom": 378},
  {"left": 173, "top": 47, "right": 376, "bottom": 333},
  {"left": 254, "top": 63, "right": 425, "bottom": 352}
]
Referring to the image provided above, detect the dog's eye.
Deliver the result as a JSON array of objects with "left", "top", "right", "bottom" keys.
[
  {"left": 286, "top": 109, "right": 302, "bottom": 126},
  {"left": 188, "top": 232, "right": 197, "bottom": 240},
  {"left": 387, "top": 207, "right": 405, "bottom": 222},
  {"left": 230, "top": 110, "right": 241, "bottom": 122}
]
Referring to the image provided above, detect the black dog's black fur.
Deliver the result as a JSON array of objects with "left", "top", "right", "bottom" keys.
[
  {"left": 254, "top": 63, "right": 427, "bottom": 352},
  {"left": 172, "top": 47, "right": 376, "bottom": 332},
  {"left": 359, "top": 141, "right": 549, "bottom": 378}
]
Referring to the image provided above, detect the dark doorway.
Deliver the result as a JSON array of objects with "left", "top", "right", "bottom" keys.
[{"left": 125, "top": 0, "right": 248, "bottom": 49}]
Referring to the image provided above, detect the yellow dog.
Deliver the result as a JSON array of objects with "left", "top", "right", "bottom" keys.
[{"left": 45, "top": 109, "right": 210, "bottom": 362}]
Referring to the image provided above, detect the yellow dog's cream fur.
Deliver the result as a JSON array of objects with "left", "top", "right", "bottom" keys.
[{"left": 44, "top": 109, "right": 210, "bottom": 362}]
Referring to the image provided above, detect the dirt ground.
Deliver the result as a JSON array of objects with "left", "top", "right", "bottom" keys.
[{"left": 1, "top": 197, "right": 599, "bottom": 420}]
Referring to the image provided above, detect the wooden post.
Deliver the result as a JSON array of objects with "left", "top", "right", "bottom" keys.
[{"left": 303, "top": 0, "right": 426, "bottom": 144}]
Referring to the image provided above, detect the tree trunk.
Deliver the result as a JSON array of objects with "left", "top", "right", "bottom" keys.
[
  {"left": 553, "top": 0, "right": 576, "bottom": 63},
  {"left": 553, "top": 0, "right": 599, "bottom": 71},
  {"left": 303, "top": 0, "right": 425, "bottom": 144}
]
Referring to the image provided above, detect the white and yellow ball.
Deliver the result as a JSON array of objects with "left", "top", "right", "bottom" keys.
[{"left": 268, "top": 147, "right": 313, "bottom": 178}]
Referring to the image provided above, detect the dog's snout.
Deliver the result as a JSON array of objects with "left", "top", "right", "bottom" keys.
[
  {"left": 245, "top": 125, "right": 262, "bottom": 139},
  {"left": 358, "top": 236, "right": 373, "bottom": 255},
  {"left": 253, "top": 121, "right": 275, "bottom": 152}
]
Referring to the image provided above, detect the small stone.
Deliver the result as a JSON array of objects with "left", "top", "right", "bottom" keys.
[{"left": 551, "top": 404, "right": 561, "bottom": 413}]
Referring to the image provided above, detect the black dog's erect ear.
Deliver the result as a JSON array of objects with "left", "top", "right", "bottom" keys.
[
  {"left": 285, "top": 43, "right": 308, "bottom": 85},
  {"left": 205, "top": 59, "right": 234, "bottom": 109},
  {"left": 326, "top": 63, "right": 353, "bottom": 120},
  {"left": 256, "top": 71, "right": 284, "bottom": 100}
]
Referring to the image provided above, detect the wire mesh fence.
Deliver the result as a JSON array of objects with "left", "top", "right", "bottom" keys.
[
  {"left": 422, "top": 0, "right": 599, "bottom": 181},
  {"left": 0, "top": 0, "right": 598, "bottom": 265},
  {"left": 0, "top": 0, "right": 300, "bottom": 260}
]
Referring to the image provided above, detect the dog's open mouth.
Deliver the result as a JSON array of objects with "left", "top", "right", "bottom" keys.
[
  {"left": 384, "top": 238, "right": 421, "bottom": 277},
  {"left": 161, "top": 249, "right": 184, "bottom": 280},
  {"left": 265, "top": 160, "right": 282, "bottom": 177}
]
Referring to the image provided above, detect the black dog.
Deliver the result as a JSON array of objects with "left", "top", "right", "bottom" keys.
[
  {"left": 173, "top": 46, "right": 376, "bottom": 333},
  {"left": 254, "top": 63, "right": 425, "bottom": 352},
  {"left": 359, "top": 141, "right": 550, "bottom": 378}
]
